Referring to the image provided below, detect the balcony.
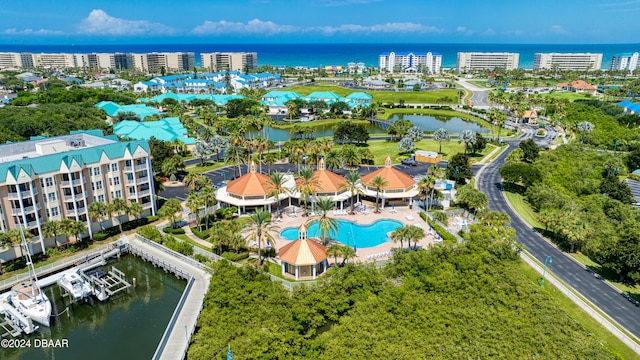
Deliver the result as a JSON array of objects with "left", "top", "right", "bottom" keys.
[
  {"left": 137, "top": 189, "right": 151, "bottom": 197},
  {"left": 141, "top": 202, "right": 153, "bottom": 209},
  {"left": 63, "top": 193, "right": 86, "bottom": 202},
  {"left": 7, "top": 189, "right": 38, "bottom": 200},
  {"left": 60, "top": 179, "right": 83, "bottom": 187},
  {"left": 137, "top": 176, "right": 150, "bottom": 183},
  {"left": 123, "top": 164, "right": 147, "bottom": 172},
  {"left": 25, "top": 219, "right": 42, "bottom": 229},
  {"left": 11, "top": 203, "right": 42, "bottom": 215}
]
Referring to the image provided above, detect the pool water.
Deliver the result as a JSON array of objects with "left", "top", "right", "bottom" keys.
[{"left": 280, "top": 219, "right": 403, "bottom": 248}]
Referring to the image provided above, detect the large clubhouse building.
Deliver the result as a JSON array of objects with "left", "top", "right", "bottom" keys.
[{"left": 0, "top": 131, "right": 155, "bottom": 258}]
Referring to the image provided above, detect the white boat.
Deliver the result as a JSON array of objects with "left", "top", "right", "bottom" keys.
[
  {"left": 8, "top": 223, "right": 52, "bottom": 327},
  {"left": 57, "top": 270, "right": 92, "bottom": 302}
]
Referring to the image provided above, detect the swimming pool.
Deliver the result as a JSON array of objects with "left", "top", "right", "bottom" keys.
[{"left": 279, "top": 219, "right": 403, "bottom": 248}]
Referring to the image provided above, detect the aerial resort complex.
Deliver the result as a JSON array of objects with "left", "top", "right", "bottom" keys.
[{"left": 3, "top": 1, "right": 640, "bottom": 358}]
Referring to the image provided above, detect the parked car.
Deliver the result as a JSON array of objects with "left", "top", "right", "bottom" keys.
[{"left": 401, "top": 158, "right": 418, "bottom": 166}]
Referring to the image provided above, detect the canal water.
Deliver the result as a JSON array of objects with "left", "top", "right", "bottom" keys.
[
  {"left": 5, "top": 255, "right": 187, "bottom": 360},
  {"left": 246, "top": 114, "right": 489, "bottom": 141}
]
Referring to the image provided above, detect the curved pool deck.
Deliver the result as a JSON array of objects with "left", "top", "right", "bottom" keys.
[{"left": 267, "top": 207, "right": 436, "bottom": 263}]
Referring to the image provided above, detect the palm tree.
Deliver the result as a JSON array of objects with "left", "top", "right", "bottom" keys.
[
  {"left": 183, "top": 173, "right": 204, "bottom": 194},
  {"left": 60, "top": 218, "right": 86, "bottom": 245},
  {"left": 390, "top": 226, "right": 407, "bottom": 248},
  {"left": 88, "top": 201, "right": 108, "bottom": 231},
  {"left": 577, "top": 121, "right": 594, "bottom": 143},
  {"left": 245, "top": 209, "right": 278, "bottom": 266},
  {"left": 340, "top": 170, "right": 363, "bottom": 214},
  {"left": 255, "top": 136, "right": 268, "bottom": 173},
  {"left": 340, "top": 144, "right": 361, "bottom": 168},
  {"left": 158, "top": 198, "right": 183, "bottom": 228},
  {"left": 339, "top": 245, "right": 356, "bottom": 265},
  {"left": 488, "top": 108, "right": 507, "bottom": 142},
  {"left": 458, "top": 129, "right": 476, "bottom": 154},
  {"left": 263, "top": 152, "right": 278, "bottom": 173},
  {"left": 186, "top": 192, "right": 204, "bottom": 231},
  {"left": 404, "top": 225, "right": 425, "bottom": 248},
  {"left": 325, "top": 150, "right": 342, "bottom": 170},
  {"left": 369, "top": 175, "right": 388, "bottom": 213},
  {"left": 42, "top": 220, "right": 63, "bottom": 248},
  {"left": 224, "top": 145, "right": 246, "bottom": 179},
  {"left": 306, "top": 197, "right": 339, "bottom": 245},
  {"left": 326, "top": 244, "right": 343, "bottom": 265},
  {"left": 7, "top": 228, "right": 25, "bottom": 257},
  {"left": 266, "top": 172, "right": 286, "bottom": 216},
  {"left": 128, "top": 202, "right": 144, "bottom": 222},
  {"left": 433, "top": 128, "right": 450, "bottom": 154},
  {"left": 296, "top": 167, "right": 321, "bottom": 215},
  {"left": 417, "top": 176, "right": 435, "bottom": 211},
  {"left": 108, "top": 198, "right": 129, "bottom": 234},
  {"left": 200, "top": 187, "right": 217, "bottom": 230}
]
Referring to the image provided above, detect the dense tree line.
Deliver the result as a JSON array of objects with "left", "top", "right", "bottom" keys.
[
  {"left": 10, "top": 86, "right": 138, "bottom": 106},
  {"left": 187, "top": 221, "right": 616, "bottom": 359},
  {"left": 503, "top": 141, "right": 640, "bottom": 282},
  {"left": 0, "top": 104, "right": 110, "bottom": 143},
  {"left": 563, "top": 101, "right": 640, "bottom": 149}
]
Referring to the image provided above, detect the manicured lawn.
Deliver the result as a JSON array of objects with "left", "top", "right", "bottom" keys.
[
  {"left": 186, "top": 160, "right": 226, "bottom": 175},
  {"left": 357, "top": 139, "right": 489, "bottom": 165},
  {"left": 503, "top": 190, "right": 545, "bottom": 229},
  {"left": 271, "top": 118, "right": 369, "bottom": 129},
  {"left": 282, "top": 84, "right": 459, "bottom": 104},
  {"left": 483, "top": 144, "right": 508, "bottom": 163},
  {"left": 468, "top": 80, "right": 489, "bottom": 88},
  {"left": 379, "top": 108, "right": 498, "bottom": 134},
  {"left": 541, "top": 92, "right": 595, "bottom": 101},
  {"left": 517, "top": 261, "right": 638, "bottom": 359}
]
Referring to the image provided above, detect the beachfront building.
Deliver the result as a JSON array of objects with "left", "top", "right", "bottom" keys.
[
  {"left": 216, "top": 162, "right": 294, "bottom": 215},
  {"left": 200, "top": 52, "right": 258, "bottom": 72},
  {"left": 379, "top": 51, "right": 442, "bottom": 74},
  {"left": 360, "top": 156, "right": 419, "bottom": 209},
  {"left": 292, "top": 159, "right": 351, "bottom": 210},
  {"left": 347, "top": 62, "right": 366, "bottom": 74},
  {"left": 279, "top": 224, "right": 328, "bottom": 280},
  {"left": 610, "top": 52, "right": 639, "bottom": 72},
  {"left": 456, "top": 52, "right": 520, "bottom": 72},
  {"left": 555, "top": 80, "right": 597, "bottom": 94},
  {"left": 533, "top": 53, "right": 602, "bottom": 71},
  {"left": 0, "top": 131, "right": 155, "bottom": 259},
  {"left": 113, "top": 118, "right": 196, "bottom": 148}
]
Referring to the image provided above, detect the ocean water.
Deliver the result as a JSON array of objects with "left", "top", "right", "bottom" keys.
[{"left": 0, "top": 43, "right": 638, "bottom": 69}]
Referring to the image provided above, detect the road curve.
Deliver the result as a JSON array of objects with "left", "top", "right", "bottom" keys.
[{"left": 476, "top": 136, "right": 640, "bottom": 340}]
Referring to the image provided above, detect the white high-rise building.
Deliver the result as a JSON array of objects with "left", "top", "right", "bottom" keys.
[
  {"left": 379, "top": 51, "right": 442, "bottom": 74},
  {"left": 200, "top": 52, "right": 258, "bottom": 72},
  {"left": 456, "top": 52, "right": 519, "bottom": 72},
  {"left": 610, "top": 52, "right": 639, "bottom": 72},
  {"left": 533, "top": 53, "right": 602, "bottom": 71}
]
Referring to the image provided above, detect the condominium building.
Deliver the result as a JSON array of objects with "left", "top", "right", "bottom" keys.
[
  {"left": 200, "top": 52, "right": 258, "bottom": 72},
  {"left": 0, "top": 51, "right": 194, "bottom": 72},
  {"left": 379, "top": 51, "right": 442, "bottom": 74},
  {"left": 533, "top": 53, "right": 603, "bottom": 71},
  {"left": 0, "top": 131, "right": 155, "bottom": 257},
  {"left": 610, "top": 52, "right": 639, "bottom": 72},
  {"left": 456, "top": 52, "right": 520, "bottom": 72}
]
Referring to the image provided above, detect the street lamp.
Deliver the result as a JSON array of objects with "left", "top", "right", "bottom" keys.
[{"left": 541, "top": 256, "right": 552, "bottom": 287}]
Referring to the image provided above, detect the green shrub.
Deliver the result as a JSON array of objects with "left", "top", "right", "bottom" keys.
[
  {"left": 419, "top": 211, "right": 427, "bottom": 221},
  {"left": 146, "top": 215, "right": 159, "bottom": 223},
  {"left": 164, "top": 237, "right": 194, "bottom": 256},
  {"left": 221, "top": 251, "right": 250, "bottom": 262},
  {"left": 92, "top": 232, "right": 108, "bottom": 241},
  {"left": 163, "top": 226, "right": 185, "bottom": 235},
  {"left": 431, "top": 210, "right": 448, "bottom": 224},
  {"left": 194, "top": 253, "right": 210, "bottom": 264},
  {"left": 138, "top": 226, "right": 163, "bottom": 242},
  {"left": 191, "top": 227, "right": 210, "bottom": 240},
  {"left": 427, "top": 219, "right": 458, "bottom": 244}
]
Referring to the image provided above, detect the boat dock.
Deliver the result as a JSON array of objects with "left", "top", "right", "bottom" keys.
[
  {"left": 128, "top": 235, "right": 211, "bottom": 360},
  {"left": 83, "top": 267, "right": 131, "bottom": 301}
]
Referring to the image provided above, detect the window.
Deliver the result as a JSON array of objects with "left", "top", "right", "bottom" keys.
[
  {"left": 109, "top": 178, "right": 112, "bottom": 186},
  {"left": 93, "top": 167, "right": 100, "bottom": 176},
  {"left": 51, "top": 207, "right": 59, "bottom": 216},
  {"left": 128, "top": 186, "right": 135, "bottom": 195},
  {"left": 48, "top": 192, "right": 56, "bottom": 202},
  {"left": 46, "top": 208, "right": 50, "bottom": 217},
  {"left": 127, "top": 173, "right": 134, "bottom": 181},
  {"left": 98, "top": 194, "right": 105, "bottom": 202},
  {"left": 115, "top": 190, "right": 122, "bottom": 198},
  {"left": 96, "top": 181, "right": 103, "bottom": 190},
  {"left": 125, "top": 160, "right": 132, "bottom": 167},
  {"left": 45, "top": 177, "right": 53, "bottom": 187},
  {"left": 111, "top": 163, "right": 118, "bottom": 172},
  {"left": 113, "top": 176, "right": 120, "bottom": 185}
]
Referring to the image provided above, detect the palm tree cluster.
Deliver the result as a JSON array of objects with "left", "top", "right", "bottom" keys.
[
  {"left": 390, "top": 225, "right": 426, "bottom": 249},
  {"left": 245, "top": 209, "right": 279, "bottom": 266},
  {"left": 88, "top": 197, "right": 145, "bottom": 234}
]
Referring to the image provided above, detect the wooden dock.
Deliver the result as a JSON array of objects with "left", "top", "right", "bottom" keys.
[{"left": 128, "top": 235, "right": 211, "bottom": 360}]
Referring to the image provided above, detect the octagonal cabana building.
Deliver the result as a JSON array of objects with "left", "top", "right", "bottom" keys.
[
  {"left": 279, "top": 223, "right": 328, "bottom": 280},
  {"left": 216, "top": 161, "right": 293, "bottom": 215},
  {"left": 360, "top": 156, "right": 419, "bottom": 209},
  {"left": 291, "top": 158, "right": 351, "bottom": 210}
]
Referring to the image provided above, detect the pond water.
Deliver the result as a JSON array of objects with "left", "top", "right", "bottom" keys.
[
  {"left": 245, "top": 114, "right": 490, "bottom": 142},
  {"left": 389, "top": 114, "right": 491, "bottom": 134},
  {"left": 6, "top": 255, "right": 186, "bottom": 360}
]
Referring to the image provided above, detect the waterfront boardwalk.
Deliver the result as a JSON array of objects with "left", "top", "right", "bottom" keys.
[{"left": 128, "top": 236, "right": 211, "bottom": 360}]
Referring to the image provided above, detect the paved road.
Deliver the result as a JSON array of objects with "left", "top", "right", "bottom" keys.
[
  {"left": 476, "top": 133, "right": 640, "bottom": 340},
  {"left": 456, "top": 78, "right": 490, "bottom": 108}
]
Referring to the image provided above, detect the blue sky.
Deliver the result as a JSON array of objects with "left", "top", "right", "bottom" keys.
[{"left": 1, "top": 0, "right": 639, "bottom": 44}]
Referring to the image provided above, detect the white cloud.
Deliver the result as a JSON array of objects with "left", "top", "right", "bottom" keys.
[
  {"left": 192, "top": 19, "right": 441, "bottom": 36},
  {"left": 456, "top": 26, "right": 474, "bottom": 36},
  {"left": 192, "top": 19, "right": 299, "bottom": 35},
  {"left": 502, "top": 29, "right": 524, "bottom": 36},
  {"left": 549, "top": 25, "right": 568, "bottom": 34},
  {"left": 483, "top": 28, "right": 496, "bottom": 36},
  {"left": 2, "top": 28, "right": 64, "bottom": 35},
  {"left": 78, "top": 9, "right": 175, "bottom": 36}
]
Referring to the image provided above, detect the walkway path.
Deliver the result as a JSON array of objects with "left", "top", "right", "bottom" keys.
[{"left": 128, "top": 235, "right": 211, "bottom": 360}]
